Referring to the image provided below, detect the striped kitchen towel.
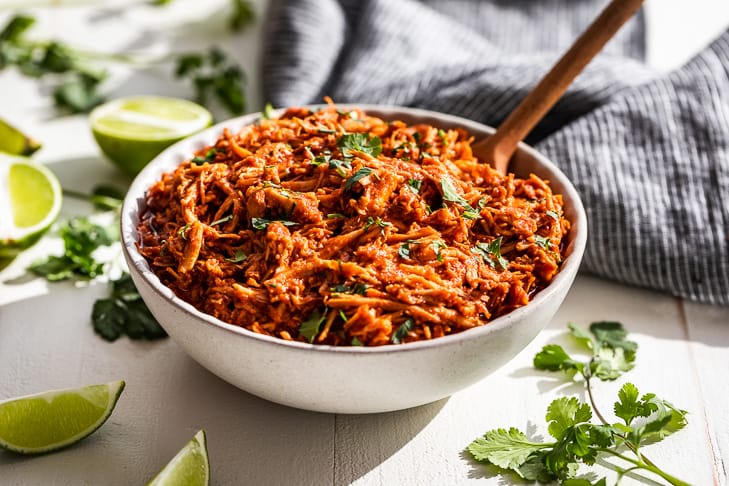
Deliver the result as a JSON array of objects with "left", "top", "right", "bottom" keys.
[{"left": 262, "top": 0, "right": 729, "bottom": 306}]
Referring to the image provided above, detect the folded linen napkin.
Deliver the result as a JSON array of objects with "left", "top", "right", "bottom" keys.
[{"left": 262, "top": 0, "right": 729, "bottom": 306}]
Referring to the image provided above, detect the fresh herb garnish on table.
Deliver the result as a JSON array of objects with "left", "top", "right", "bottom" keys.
[
  {"left": 92, "top": 272, "right": 167, "bottom": 341},
  {"left": 174, "top": 47, "right": 247, "bottom": 115},
  {"left": 28, "top": 187, "right": 164, "bottom": 342},
  {"left": 467, "top": 322, "right": 689, "bottom": 486},
  {"left": 0, "top": 11, "right": 252, "bottom": 115},
  {"left": 28, "top": 217, "right": 113, "bottom": 281}
]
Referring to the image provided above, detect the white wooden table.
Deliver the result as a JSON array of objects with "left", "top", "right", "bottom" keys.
[{"left": 1, "top": 1, "right": 728, "bottom": 485}]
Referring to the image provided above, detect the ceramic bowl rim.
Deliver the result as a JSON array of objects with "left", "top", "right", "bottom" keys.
[{"left": 121, "top": 104, "right": 587, "bottom": 356}]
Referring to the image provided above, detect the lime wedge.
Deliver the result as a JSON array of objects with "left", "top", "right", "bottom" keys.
[
  {"left": 90, "top": 96, "right": 212, "bottom": 176},
  {"left": 147, "top": 430, "right": 210, "bottom": 486},
  {"left": 0, "top": 117, "right": 41, "bottom": 156},
  {"left": 0, "top": 380, "right": 125, "bottom": 455},
  {"left": 0, "top": 154, "right": 62, "bottom": 259}
]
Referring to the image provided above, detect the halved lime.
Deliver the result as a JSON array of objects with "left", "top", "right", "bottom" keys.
[
  {"left": 0, "top": 154, "right": 62, "bottom": 259},
  {"left": 90, "top": 96, "right": 213, "bottom": 176},
  {"left": 147, "top": 430, "right": 209, "bottom": 486},
  {"left": 0, "top": 380, "right": 125, "bottom": 455},
  {"left": 0, "top": 117, "right": 41, "bottom": 156}
]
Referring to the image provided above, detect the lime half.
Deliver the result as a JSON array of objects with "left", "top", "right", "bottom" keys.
[
  {"left": 0, "top": 154, "right": 62, "bottom": 259},
  {"left": 0, "top": 380, "right": 125, "bottom": 455},
  {"left": 90, "top": 96, "right": 212, "bottom": 176},
  {"left": 0, "top": 117, "right": 41, "bottom": 156},
  {"left": 147, "top": 430, "right": 209, "bottom": 486}
]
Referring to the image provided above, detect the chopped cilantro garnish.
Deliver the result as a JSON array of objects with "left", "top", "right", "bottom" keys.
[
  {"left": 472, "top": 237, "right": 509, "bottom": 270},
  {"left": 407, "top": 178, "right": 422, "bottom": 194},
  {"left": 344, "top": 167, "right": 374, "bottom": 191},
  {"left": 398, "top": 243, "right": 411, "bottom": 259},
  {"left": 431, "top": 240, "right": 447, "bottom": 262},
  {"left": 535, "top": 235, "right": 551, "bottom": 249},
  {"left": 251, "top": 218, "right": 298, "bottom": 230},
  {"left": 331, "top": 282, "right": 368, "bottom": 295},
  {"left": 192, "top": 148, "right": 217, "bottom": 165},
  {"left": 351, "top": 337, "right": 364, "bottom": 346},
  {"left": 299, "top": 309, "right": 327, "bottom": 343},
  {"left": 391, "top": 318, "right": 414, "bottom": 344},
  {"left": 338, "top": 132, "right": 382, "bottom": 158},
  {"left": 440, "top": 176, "right": 479, "bottom": 219},
  {"left": 327, "top": 213, "right": 345, "bottom": 219},
  {"left": 225, "top": 249, "right": 247, "bottom": 263},
  {"left": 210, "top": 214, "right": 233, "bottom": 226},
  {"left": 328, "top": 157, "right": 352, "bottom": 176},
  {"left": 178, "top": 223, "right": 191, "bottom": 240},
  {"left": 363, "top": 216, "right": 392, "bottom": 231}
]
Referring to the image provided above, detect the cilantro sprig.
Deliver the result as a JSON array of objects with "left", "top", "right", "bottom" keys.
[
  {"left": 92, "top": 272, "right": 167, "bottom": 341},
  {"left": 468, "top": 322, "right": 689, "bottom": 485},
  {"left": 27, "top": 187, "right": 164, "bottom": 342},
  {"left": 0, "top": 12, "right": 252, "bottom": 114}
]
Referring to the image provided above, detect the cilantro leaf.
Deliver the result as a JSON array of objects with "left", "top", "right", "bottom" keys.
[
  {"left": 229, "top": 0, "right": 256, "bottom": 31},
  {"left": 440, "top": 176, "right": 479, "bottom": 219},
  {"left": 568, "top": 322, "right": 595, "bottom": 351},
  {"left": 251, "top": 218, "right": 297, "bottom": 230},
  {"left": 174, "top": 47, "right": 247, "bottom": 115},
  {"left": 92, "top": 273, "right": 166, "bottom": 341},
  {"left": 225, "top": 249, "right": 247, "bottom": 263},
  {"left": 468, "top": 427, "right": 549, "bottom": 471},
  {"left": 590, "top": 321, "right": 638, "bottom": 355},
  {"left": 535, "top": 234, "right": 551, "bottom": 249},
  {"left": 344, "top": 167, "right": 374, "bottom": 191},
  {"left": 533, "top": 344, "right": 584, "bottom": 376},
  {"left": 398, "top": 242, "right": 411, "bottom": 259},
  {"left": 29, "top": 217, "right": 113, "bottom": 281},
  {"left": 299, "top": 309, "right": 326, "bottom": 343},
  {"left": 391, "top": 318, "right": 413, "bottom": 344},
  {"left": 327, "top": 157, "right": 352, "bottom": 176},
  {"left": 210, "top": 214, "right": 233, "bottom": 226},
  {"left": 472, "top": 237, "right": 509, "bottom": 270},
  {"left": 407, "top": 179, "right": 422, "bottom": 194},
  {"left": 338, "top": 133, "right": 382, "bottom": 158},
  {"left": 546, "top": 397, "right": 592, "bottom": 440},
  {"left": 614, "top": 383, "right": 651, "bottom": 426},
  {"left": 431, "top": 240, "right": 446, "bottom": 262}
]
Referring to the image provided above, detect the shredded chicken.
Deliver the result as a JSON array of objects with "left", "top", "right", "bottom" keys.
[{"left": 137, "top": 102, "right": 570, "bottom": 346}]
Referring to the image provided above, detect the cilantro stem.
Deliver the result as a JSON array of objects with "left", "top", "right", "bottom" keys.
[{"left": 596, "top": 447, "right": 690, "bottom": 486}]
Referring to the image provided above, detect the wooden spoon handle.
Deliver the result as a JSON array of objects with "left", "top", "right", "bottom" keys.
[{"left": 480, "top": 0, "right": 645, "bottom": 174}]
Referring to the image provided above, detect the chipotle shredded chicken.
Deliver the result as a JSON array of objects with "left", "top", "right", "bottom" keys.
[{"left": 137, "top": 102, "right": 570, "bottom": 346}]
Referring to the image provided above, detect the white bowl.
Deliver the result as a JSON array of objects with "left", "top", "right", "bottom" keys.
[{"left": 121, "top": 105, "right": 587, "bottom": 414}]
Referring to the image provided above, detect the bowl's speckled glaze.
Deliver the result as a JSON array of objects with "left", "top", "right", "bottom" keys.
[{"left": 121, "top": 105, "right": 587, "bottom": 414}]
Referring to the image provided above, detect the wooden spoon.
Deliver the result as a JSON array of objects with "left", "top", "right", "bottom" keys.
[{"left": 472, "top": 0, "right": 645, "bottom": 175}]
